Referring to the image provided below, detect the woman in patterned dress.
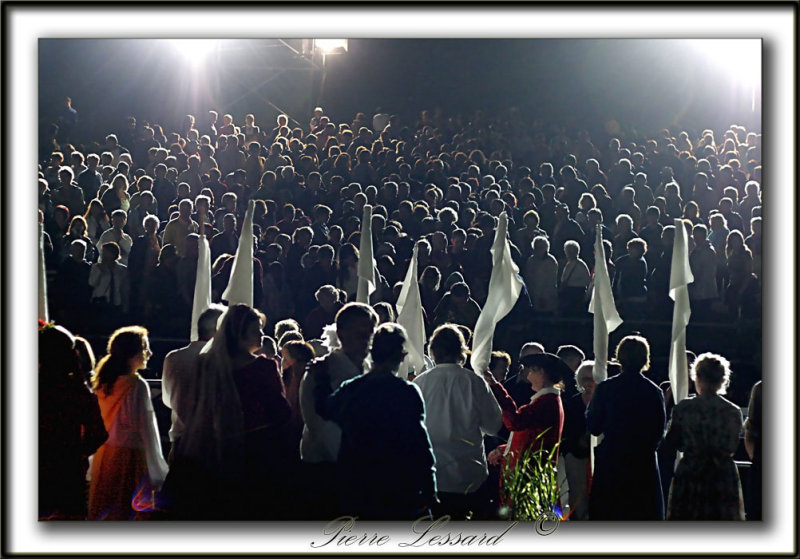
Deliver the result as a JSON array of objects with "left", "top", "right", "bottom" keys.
[{"left": 665, "top": 352, "right": 745, "bottom": 520}]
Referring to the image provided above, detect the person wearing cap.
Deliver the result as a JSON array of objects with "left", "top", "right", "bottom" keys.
[
  {"left": 586, "top": 335, "right": 666, "bottom": 520},
  {"left": 486, "top": 352, "right": 567, "bottom": 472}
]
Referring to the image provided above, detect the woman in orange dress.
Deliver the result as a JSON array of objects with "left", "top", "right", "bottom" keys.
[{"left": 88, "top": 326, "right": 168, "bottom": 520}]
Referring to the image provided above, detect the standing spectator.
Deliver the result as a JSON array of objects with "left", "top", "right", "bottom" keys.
[
  {"left": 162, "top": 199, "right": 199, "bottom": 256},
  {"left": 743, "top": 380, "right": 762, "bottom": 520},
  {"left": 558, "top": 240, "right": 591, "bottom": 317},
  {"left": 689, "top": 224, "right": 719, "bottom": 322},
  {"left": 98, "top": 210, "right": 133, "bottom": 265},
  {"left": 314, "top": 323, "right": 437, "bottom": 519},
  {"left": 299, "top": 303, "right": 378, "bottom": 518},
  {"left": 561, "top": 361, "right": 597, "bottom": 520},
  {"left": 587, "top": 335, "right": 666, "bottom": 520},
  {"left": 413, "top": 324, "right": 503, "bottom": 519},
  {"left": 665, "top": 353, "right": 745, "bottom": 520},
  {"left": 612, "top": 238, "right": 648, "bottom": 319},
  {"left": 524, "top": 236, "right": 558, "bottom": 316},
  {"left": 39, "top": 323, "right": 107, "bottom": 520},
  {"left": 88, "top": 326, "right": 167, "bottom": 520}
]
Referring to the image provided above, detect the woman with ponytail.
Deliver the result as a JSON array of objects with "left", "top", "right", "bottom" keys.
[{"left": 88, "top": 326, "right": 167, "bottom": 520}]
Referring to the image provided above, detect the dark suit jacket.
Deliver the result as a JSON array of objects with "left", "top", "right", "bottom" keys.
[{"left": 586, "top": 371, "right": 666, "bottom": 520}]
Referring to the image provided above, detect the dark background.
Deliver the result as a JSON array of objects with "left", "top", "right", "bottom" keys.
[{"left": 39, "top": 38, "right": 761, "bottom": 143}]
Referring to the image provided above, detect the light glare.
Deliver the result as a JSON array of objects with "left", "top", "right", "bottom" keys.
[
  {"left": 314, "top": 39, "right": 348, "bottom": 54},
  {"left": 170, "top": 39, "right": 219, "bottom": 66},
  {"left": 689, "top": 39, "right": 761, "bottom": 90}
]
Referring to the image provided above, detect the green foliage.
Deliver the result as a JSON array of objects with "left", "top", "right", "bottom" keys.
[{"left": 499, "top": 430, "right": 562, "bottom": 521}]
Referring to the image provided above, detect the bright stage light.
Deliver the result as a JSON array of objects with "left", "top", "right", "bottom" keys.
[
  {"left": 170, "top": 39, "right": 219, "bottom": 66},
  {"left": 688, "top": 39, "right": 761, "bottom": 90},
  {"left": 313, "top": 39, "right": 348, "bottom": 54}
]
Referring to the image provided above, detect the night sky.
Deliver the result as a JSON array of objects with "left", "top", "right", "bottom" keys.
[{"left": 38, "top": 38, "right": 760, "bottom": 142}]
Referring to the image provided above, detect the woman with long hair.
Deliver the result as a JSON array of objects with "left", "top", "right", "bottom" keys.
[
  {"left": 88, "top": 326, "right": 167, "bottom": 520},
  {"left": 39, "top": 322, "right": 107, "bottom": 519},
  {"left": 83, "top": 199, "right": 110, "bottom": 243},
  {"left": 176, "top": 304, "right": 292, "bottom": 519},
  {"left": 62, "top": 215, "right": 99, "bottom": 263}
]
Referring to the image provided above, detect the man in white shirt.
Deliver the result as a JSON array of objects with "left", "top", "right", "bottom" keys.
[
  {"left": 161, "top": 304, "right": 225, "bottom": 463},
  {"left": 413, "top": 323, "right": 503, "bottom": 519},
  {"left": 97, "top": 210, "right": 133, "bottom": 265},
  {"left": 299, "top": 302, "right": 378, "bottom": 518}
]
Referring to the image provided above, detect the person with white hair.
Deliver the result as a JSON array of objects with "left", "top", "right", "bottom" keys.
[
  {"left": 561, "top": 360, "right": 597, "bottom": 520},
  {"left": 665, "top": 353, "right": 745, "bottom": 520}
]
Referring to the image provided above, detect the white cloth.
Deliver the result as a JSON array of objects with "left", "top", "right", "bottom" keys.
[
  {"left": 190, "top": 235, "right": 212, "bottom": 341},
  {"left": 39, "top": 222, "right": 48, "bottom": 321},
  {"left": 161, "top": 341, "right": 206, "bottom": 442},
  {"left": 356, "top": 204, "right": 376, "bottom": 303},
  {"left": 97, "top": 228, "right": 133, "bottom": 265},
  {"left": 668, "top": 217, "right": 694, "bottom": 406},
  {"left": 106, "top": 375, "right": 169, "bottom": 489},
  {"left": 413, "top": 363, "right": 502, "bottom": 493},
  {"left": 589, "top": 225, "right": 622, "bottom": 383},
  {"left": 222, "top": 200, "right": 255, "bottom": 306},
  {"left": 470, "top": 212, "right": 522, "bottom": 375},
  {"left": 396, "top": 243, "right": 426, "bottom": 379},
  {"left": 299, "top": 349, "right": 365, "bottom": 463}
]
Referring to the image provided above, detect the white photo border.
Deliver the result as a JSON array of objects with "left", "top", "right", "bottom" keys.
[{"left": 5, "top": 3, "right": 795, "bottom": 555}]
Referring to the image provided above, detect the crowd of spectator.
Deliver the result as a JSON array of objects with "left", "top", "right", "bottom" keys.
[{"left": 38, "top": 104, "right": 763, "bottom": 522}]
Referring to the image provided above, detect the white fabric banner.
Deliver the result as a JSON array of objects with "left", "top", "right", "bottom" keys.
[
  {"left": 396, "top": 243, "right": 427, "bottom": 379},
  {"left": 470, "top": 212, "right": 522, "bottom": 375},
  {"left": 356, "top": 204, "right": 376, "bottom": 303},
  {"left": 190, "top": 219, "right": 212, "bottom": 341},
  {"left": 39, "top": 222, "right": 49, "bottom": 322},
  {"left": 588, "top": 224, "right": 623, "bottom": 383},
  {"left": 668, "top": 217, "right": 694, "bottom": 406},
  {"left": 221, "top": 199, "right": 255, "bottom": 307},
  {"left": 588, "top": 224, "right": 622, "bottom": 474}
]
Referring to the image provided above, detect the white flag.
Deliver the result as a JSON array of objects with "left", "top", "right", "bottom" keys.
[
  {"left": 470, "top": 212, "right": 523, "bottom": 375},
  {"left": 396, "top": 243, "right": 426, "bottom": 380},
  {"left": 356, "top": 204, "right": 376, "bottom": 303},
  {"left": 39, "top": 222, "right": 49, "bottom": 322},
  {"left": 588, "top": 224, "right": 622, "bottom": 475},
  {"left": 589, "top": 224, "right": 623, "bottom": 383},
  {"left": 190, "top": 220, "right": 212, "bottom": 341},
  {"left": 222, "top": 199, "right": 255, "bottom": 307},
  {"left": 668, "top": 218, "right": 694, "bottom": 406}
]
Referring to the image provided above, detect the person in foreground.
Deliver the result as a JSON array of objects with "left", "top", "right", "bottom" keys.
[
  {"left": 485, "top": 352, "right": 567, "bottom": 509},
  {"left": 665, "top": 352, "right": 745, "bottom": 520},
  {"left": 176, "top": 304, "right": 292, "bottom": 520},
  {"left": 413, "top": 324, "right": 502, "bottom": 519},
  {"left": 586, "top": 334, "right": 666, "bottom": 520},
  {"left": 88, "top": 326, "right": 168, "bottom": 520},
  {"left": 39, "top": 322, "right": 107, "bottom": 520},
  {"left": 314, "top": 322, "right": 438, "bottom": 519}
]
